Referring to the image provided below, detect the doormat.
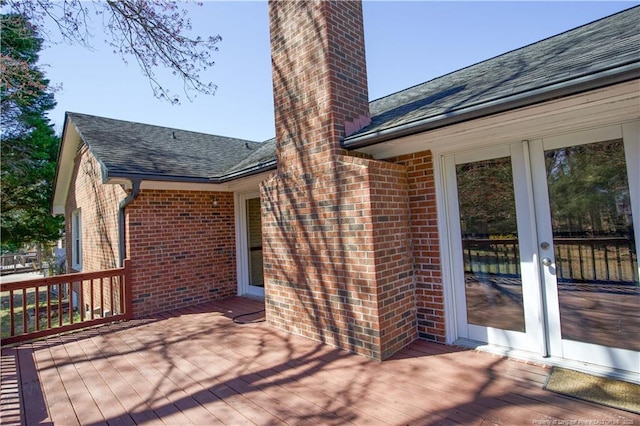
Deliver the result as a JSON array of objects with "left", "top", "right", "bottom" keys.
[{"left": 543, "top": 366, "right": 640, "bottom": 414}]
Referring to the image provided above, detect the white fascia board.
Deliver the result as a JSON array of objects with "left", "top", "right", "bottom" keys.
[{"left": 52, "top": 120, "right": 81, "bottom": 215}]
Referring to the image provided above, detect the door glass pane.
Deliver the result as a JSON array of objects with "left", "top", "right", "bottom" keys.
[
  {"left": 545, "top": 140, "right": 639, "bottom": 350},
  {"left": 456, "top": 157, "right": 525, "bottom": 332},
  {"left": 246, "top": 198, "right": 264, "bottom": 288}
]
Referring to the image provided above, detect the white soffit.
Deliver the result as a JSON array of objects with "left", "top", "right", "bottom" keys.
[{"left": 106, "top": 170, "right": 273, "bottom": 193}]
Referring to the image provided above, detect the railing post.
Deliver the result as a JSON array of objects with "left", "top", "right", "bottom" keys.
[{"left": 123, "top": 259, "right": 133, "bottom": 320}]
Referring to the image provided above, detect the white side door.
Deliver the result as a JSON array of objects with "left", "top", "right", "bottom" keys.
[{"left": 236, "top": 192, "right": 265, "bottom": 298}]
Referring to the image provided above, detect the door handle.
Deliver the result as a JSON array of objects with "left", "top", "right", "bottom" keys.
[{"left": 541, "top": 257, "right": 552, "bottom": 267}]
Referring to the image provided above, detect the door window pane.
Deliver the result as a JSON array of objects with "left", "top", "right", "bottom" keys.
[
  {"left": 246, "top": 198, "right": 264, "bottom": 288},
  {"left": 456, "top": 157, "right": 525, "bottom": 332},
  {"left": 545, "top": 139, "right": 639, "bottom": 350}
]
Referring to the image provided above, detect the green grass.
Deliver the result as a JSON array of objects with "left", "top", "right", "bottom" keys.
[{"left": 1, "top": 288, "right": 81, "bottom": 338}]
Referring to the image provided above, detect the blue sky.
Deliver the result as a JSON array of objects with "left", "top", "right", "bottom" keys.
[{"left": 38, "top": 1, "right": 637, "bottom": 142}]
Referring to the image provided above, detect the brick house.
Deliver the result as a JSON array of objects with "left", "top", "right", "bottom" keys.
[
  {"left": 52, "top": 112, "right": 276, "bottom": 317},
  {"left": 53, "top": 3, "right": 639, "bottom": 382}
]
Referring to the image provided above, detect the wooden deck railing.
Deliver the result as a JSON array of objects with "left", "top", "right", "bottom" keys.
[{"left": 1, "top": 259, "right": 132, "bottom": 346}]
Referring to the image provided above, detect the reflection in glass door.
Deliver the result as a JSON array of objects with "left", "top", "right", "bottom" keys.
[
  {"left": 446, "top": 144, "right": 544, "bottom": 353},
  {"left": 532, "top": 133, "right": 640, "bottom": 373},
  {"left": 456, "top": 157, "right": 525, "bottom": 332},
  {"left": 544, "top": 140, "right": 638, "bottom": 350}
]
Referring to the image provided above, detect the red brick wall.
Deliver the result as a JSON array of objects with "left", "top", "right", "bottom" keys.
[
  {"left": 264, "top": 0, "right": 415, "bottom": 360},
  {"left": 64, "top": 144, "right": 126, "bottom": 316},
  {"left": 65, "top": 144, "right": 125, "bottom": 272},
  {"left": 366, "top": 159, "right": 417, "bottom": 356},
  {"left": 389, "top": 151, "right": 445, "bottom": 343},
  {"left": 262, "top": 156, "right": 416, "bottom": 360},
  {"left": 126, "top": 190, "right": 236, "bottom": 317},
  {"left": 65, "top": 146, "right": 238, "bottom": 318}
]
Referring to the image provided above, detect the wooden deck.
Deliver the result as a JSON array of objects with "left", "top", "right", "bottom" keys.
[{"left": 2, "top": 296, "right": 638, "bottom": 425}]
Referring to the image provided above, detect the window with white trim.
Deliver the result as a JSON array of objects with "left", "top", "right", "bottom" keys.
[{"left": 71, "top": 209, "right": 82, "bottom": 270}]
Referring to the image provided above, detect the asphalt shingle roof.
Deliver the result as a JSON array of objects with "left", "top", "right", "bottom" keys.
[
  {"left": 66, "top": 6, "right": 638, "bottom": 181},
  {"left": 66, "top": 112, "right": 274, "bottom": 182},
  {"left": 345, "top": 5, "right": 639, "bottom": 146},
  {"left": 224, "top": 138, "right": 276, "bottom": 177}
]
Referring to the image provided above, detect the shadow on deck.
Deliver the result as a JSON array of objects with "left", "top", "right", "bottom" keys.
[{"left": 1, "top": 296, "right": 638, "bottom": 425}]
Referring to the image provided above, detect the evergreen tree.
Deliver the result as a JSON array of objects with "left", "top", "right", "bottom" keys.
[{"left": 1, "top": 13, "right": 63, "bottom": 252}]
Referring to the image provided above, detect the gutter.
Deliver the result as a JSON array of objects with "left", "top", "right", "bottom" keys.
[
  {"left": 105, "top": 160, "right": 277, "bottom": 185},
  {"left": 343, "top": 64, "right": 640, "bottom": 150},
  {"left": 118, "top": 179, "right": 141, "bottom": 267},
  {"left": 108, "top": 172, "right": 212, "bottom": 184},
  {"left": 215, "top": 160, "right": 277, "bottom": 183}
]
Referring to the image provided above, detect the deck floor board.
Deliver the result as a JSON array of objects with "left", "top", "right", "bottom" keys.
[{"left": 3, "top": 296, "right": 639, "bottom": 426}]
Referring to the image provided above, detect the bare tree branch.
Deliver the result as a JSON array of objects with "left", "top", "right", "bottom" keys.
[{"left": 3, "top": 0, "right": 221, "bottom": 103}]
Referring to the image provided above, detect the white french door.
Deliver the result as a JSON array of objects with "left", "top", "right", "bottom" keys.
[{"left": 445, "top": 123, "right": 639, "bottom": 374}]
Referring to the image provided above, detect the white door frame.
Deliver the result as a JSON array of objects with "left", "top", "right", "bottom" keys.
[
  {"left": 437, "top": 121, "right": 640, "bottom": 378},
  {"left": 235, "top": 191, "right": 265, "bottom": 298}
]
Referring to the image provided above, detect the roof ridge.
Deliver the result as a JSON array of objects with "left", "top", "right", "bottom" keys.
[{"left": 66, "top": 111, "right": 263, "bottom": 144}]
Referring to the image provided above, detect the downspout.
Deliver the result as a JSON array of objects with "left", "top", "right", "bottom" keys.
[{"left": 118, "top": 179, "right": 141, "bottom": 267}]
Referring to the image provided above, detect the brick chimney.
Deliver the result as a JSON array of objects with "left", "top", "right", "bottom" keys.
[
  {"left": 262, "top": 0, "right": 416, "bottom": 360},
  {"left": 269, "top": 0, "right": 371, "bottom": 170}
]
